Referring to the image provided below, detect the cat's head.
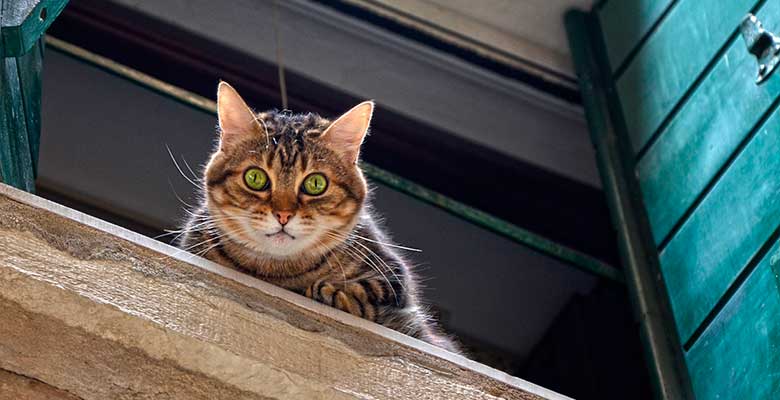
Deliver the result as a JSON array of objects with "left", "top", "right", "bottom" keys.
[{"left": 204, "top": 82, "right": 372, "bottom": 259}]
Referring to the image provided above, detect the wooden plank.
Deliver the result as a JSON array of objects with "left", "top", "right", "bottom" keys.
[
  {"left": 685, "top": 239, "right": 780, "bottom": 399},
  {"left": 598, "top": 0, "right": 674, "bottom": 72},
  {"left": 617, "top": 0, "right": 756, "bottom": 153},
  {"left": 0, "top": 0, "right": 68, "bottom": 57},
  {"left": 0, "top": 183, "right": 566, "bottom": 400},
  {"left": 0, "top": 57, "right": 35, "bottom": 191},
  {"left": 0, "top": 368, "right": 82, "bottom": 400},
  {"left": 0, "top": 368, "right": 81, "bottom": 400},
  {"left": 637, "top": 0, "right": 780, "bottom": 244},
  {"left": 659, "top": 104, "right": 780, "bottom": 344}
]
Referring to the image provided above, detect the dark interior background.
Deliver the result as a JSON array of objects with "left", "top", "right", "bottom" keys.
[{"left": 35, "top": 1, "right": 652, "bottom": 398}]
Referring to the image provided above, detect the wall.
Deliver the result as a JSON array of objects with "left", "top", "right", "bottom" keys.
[
  {"left": 346, "top": 0, "right": 595, "bottom": 78},
  {"left": 109, "top": 0, "right": 601, "bottom": 188}
]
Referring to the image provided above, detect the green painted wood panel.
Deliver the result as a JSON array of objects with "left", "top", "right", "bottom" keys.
[
  {"left": 598, "top": 0, "right": 674, "bottom": 72},
  {"left": 659, "top": 105, "right": 780, "bottom": 343},
  {"left": 16, "top": 39, "right": 43, "bottom": 175},
  {"left": 637, "top": 0, "right": 780, "bottom": 245},
  {"left": 617, "top": 0, "right": 757, "bottom": 154},
  {"left": 686, "top": 240, "right": 780, "bottom": 399},
  {"left": 0, "top": 0, "right": 67, "bottom": 57},
  {"left": 0, "top": 57, "right": 35, "bottom": 191}
]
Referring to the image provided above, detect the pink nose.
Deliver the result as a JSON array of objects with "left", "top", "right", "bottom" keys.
[{"left": 275, "top": 211, "right": 294, "bottom": 225}]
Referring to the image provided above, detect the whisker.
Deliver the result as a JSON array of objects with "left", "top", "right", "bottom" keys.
[
  {"left": 167, "top": 180, "right": 196, "bottom": 209},
  {"left": 180, "top": 229, "right": 234, "bottom": 252},
  {"left": 166, "top": 144, "right": 204, "bottom": 190},
  {"left": 349, "top": 232, "right": 422, "bottom": 253},
  {"left": 327, "top": 233, "right": 399, "bottom": 303},
  {"left": 347, "top": 239, "right": 405, "bottom": 294},
  {"left": 314, "top": 240, "right": 347, "bottom": 288},
  {"left": 335, "top": 243, "right": 385, "bottom": 285},
  {"left": 324, "top": 229, "right": 405, "bottom": 287},
  {"left": 192, "top": 224, "right": 253, "bottom": 258},
  {"left": 163, "top": 223, "right": 252, "bottom": 261},
  {"left": 167, "top": 213, "right": 253, "bottom": 251},
  {"left": 180, "top": 156, "right": 201, "bottom": 183},
  {"left": 159, "top": 214, "right": 248, "bottom": 242}
]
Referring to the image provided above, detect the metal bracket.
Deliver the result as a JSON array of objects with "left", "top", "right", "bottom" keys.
[{"left": 740, "top": 14, "right": 780, "bottom": 84}]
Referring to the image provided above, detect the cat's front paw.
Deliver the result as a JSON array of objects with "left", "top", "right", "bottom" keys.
[{"left": 306, "top": 280, "right": 371, "bottom": 320}]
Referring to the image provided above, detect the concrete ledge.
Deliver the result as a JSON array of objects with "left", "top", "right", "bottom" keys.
[{"left": 0, "top": 184, "right": 567, "bottom": 400}]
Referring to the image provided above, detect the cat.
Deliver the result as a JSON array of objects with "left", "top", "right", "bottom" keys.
[{"left": 178, "top": 82, "right": 460, "bottom": 354}]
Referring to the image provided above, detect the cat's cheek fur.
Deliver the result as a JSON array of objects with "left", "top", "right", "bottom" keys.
[{"left": 208, "top": 201, "right": 357, "bottom": 260}]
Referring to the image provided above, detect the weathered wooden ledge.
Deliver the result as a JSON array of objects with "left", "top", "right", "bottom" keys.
[{"left": 0, "top": 184, "right": 567, "bottom": 400}]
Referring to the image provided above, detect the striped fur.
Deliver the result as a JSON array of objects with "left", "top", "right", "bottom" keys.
[{"left": 177, "top": 85, "right": 459, "bottom": 353}]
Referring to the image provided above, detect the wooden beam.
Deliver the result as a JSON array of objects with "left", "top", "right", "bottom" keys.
[
  {"left": 0, "top": 183, "right": 567, "bottom": 400},
  {"left": 0, "top": 369, "right": 81, "bottom": 400}
]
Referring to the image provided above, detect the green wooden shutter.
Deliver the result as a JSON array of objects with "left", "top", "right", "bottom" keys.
[
  {"left": 567, "top": 1, "right": 780, "bottom": 399},
  {"left": 0, "top": 0, "right": 68, "bottom": 191}
]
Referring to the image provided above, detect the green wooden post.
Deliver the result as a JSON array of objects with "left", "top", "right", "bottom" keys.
[{"left": 0, "top": 0, "right": 68, "bottom": 191}]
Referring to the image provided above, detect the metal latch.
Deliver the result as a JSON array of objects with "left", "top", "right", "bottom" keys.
[{"left": 740, "top": 14, "right": 780, "bottom": 84}]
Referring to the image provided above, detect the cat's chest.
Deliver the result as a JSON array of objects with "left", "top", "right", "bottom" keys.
[{"left": 203, "top": 245, "right": 334, "bottom": 291}]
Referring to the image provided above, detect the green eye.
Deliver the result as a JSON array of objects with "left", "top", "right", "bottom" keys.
[
  {"left": 244, "top": 168, "right": 269, "bottom": 191},
  {"left": 302, "top": 173, "right": 328, "bottom": 195}
]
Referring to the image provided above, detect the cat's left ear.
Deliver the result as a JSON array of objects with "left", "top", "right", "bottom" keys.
[
  {"left": 216, "top": 81, "right": 264, "bottom": 148},
  {"left": 321, "top": 101, "right": 374, "bottom": 164}
]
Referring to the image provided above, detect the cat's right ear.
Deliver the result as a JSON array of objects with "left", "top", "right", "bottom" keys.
[{"left": 216, "top": 81, "right": 263, "bottom": 148}]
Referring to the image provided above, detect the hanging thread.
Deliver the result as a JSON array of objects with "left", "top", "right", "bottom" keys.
[{"left": 272, "top": 0, "right": 289, "bottom": 110}]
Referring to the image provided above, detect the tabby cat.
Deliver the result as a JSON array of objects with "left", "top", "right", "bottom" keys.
[{"left": 178, "top": 82, "right": 459, "bottom": 353}]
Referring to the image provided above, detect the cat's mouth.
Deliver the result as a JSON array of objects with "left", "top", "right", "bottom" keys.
[{"left": 265, "top": 230, "right": 296, "bottom": 240}]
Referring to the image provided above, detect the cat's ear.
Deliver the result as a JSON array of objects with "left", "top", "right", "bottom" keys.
[
  {"left": 216, "top": 81, "right": 263, "bottom": 147},
  {"left": 321, "top": 101, "right": 374, "bottom": 164}
]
